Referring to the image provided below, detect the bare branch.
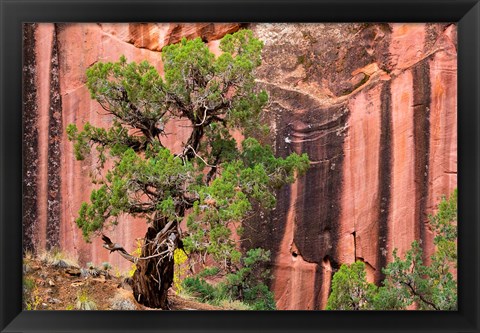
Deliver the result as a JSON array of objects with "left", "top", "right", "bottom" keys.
[
  {"left": 402, "top": 281, "right": 439, "bottom": 310},
  {"left": 185, "top": 145, "right": 215, "bottom": 167},
  {"left": 101, "top": 233, "right": 178, "bottom": 264}
]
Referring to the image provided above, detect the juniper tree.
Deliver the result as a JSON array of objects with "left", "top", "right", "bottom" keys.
[
  {"left": 326, "top": 261, "right": 377, "bottom": 310},
  {"left": 67, "top": 30, "right": 310, "bottom": 309},
  {"left": 376, "top": 189, "right": 458, "bottom": 310},
  {"left": 326, "top": 189, "right": 457, "bottom": 310}
]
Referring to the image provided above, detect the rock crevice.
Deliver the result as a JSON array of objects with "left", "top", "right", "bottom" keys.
[
  {"left": 46, "top": 24, "right": 62, "bottom": 250},
  {"left": 22, "top": 23, "right": 39, "bottom": 254}
]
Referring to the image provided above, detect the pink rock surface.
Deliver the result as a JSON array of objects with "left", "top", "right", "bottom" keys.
[
  {"left": 35, "top": 23, "right": 55, "bottom": 252},
  {"left": 251, "top": 23, "right": 457, "bottom": 309},
  {"left": 29, "top": 23, "right": 241, "bottom": 271},
  {"left": 24, "top": 23, "right": 457, "bottom": 308}
]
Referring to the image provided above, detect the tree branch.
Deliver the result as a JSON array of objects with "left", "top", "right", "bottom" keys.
[
  {"left": 402, "top": 281, "right": 439, "bottom": 310},
  {"left": 101, "top": 233, "right": 177, "bottom": 264}
]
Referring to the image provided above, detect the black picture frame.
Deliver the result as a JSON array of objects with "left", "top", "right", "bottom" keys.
[{"left": 1, "top": 0, "right": 479, "bottom": 332}]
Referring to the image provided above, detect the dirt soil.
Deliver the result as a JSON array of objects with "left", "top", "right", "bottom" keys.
[{"left": 23, "top": 258, "right": 222, "bottom": 311}]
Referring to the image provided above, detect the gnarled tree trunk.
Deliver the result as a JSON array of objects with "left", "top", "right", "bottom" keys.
[
  {"left": 132, "top": 226, "right": 174, "bottom": 309},
  {"left": 102, "top": 216, "right": 179, "bottom": 310}
]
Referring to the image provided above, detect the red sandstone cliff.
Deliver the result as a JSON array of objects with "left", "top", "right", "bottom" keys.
[
  {"left": 22, "top": 23, "right": 457, "bottom": 310},
  {"left": 247, "top": 23, "right": 457, "bottom": 310}
]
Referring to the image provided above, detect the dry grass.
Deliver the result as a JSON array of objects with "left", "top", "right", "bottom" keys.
[{"left": 38, "top": 248, "right": 79, "bottom": 269}]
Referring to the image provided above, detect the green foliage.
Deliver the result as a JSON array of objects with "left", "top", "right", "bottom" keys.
[
  {"left": 326, "top": 261, "right": 377, "bottom": 310},
  {"left": 221, "top": 248, "right": 275, "bottom": 310},
  {"left": 23, "top": 277, "right": 36, "bottom": 291},
  {"left": 326, "top": 189, "right": 457, "bottom": 310},
  {"left": 429, "top": 188, "right": 457, "bottom": 266},
  {"left": 182, "top": 276, "right": 217, "bottom": 303},
  {"left": 74, "top": 145, "right": 194, "bottom": 240},
  {"left": 198, "top": 266, "right": 220, "bottom": 278},
  {"left": 372, "top": 278, "right": 410, "bottom": 310},
  {"left": 68, "top": 29, "right": 310, "bottom": 307},
  {"left": 85, "top": 55, "right": 166, "bottom": 131},
  {"left": 69, "top": 29, "right": 309, "bottom": 247},
  {"left": 184, "top": 140, "right": 309, "bottom": 264},
  {"left": 101, "top": 262, "right": 112, "bottom": 271},
  {"left": 378, "top": 189, "right": 458, "bottom": 310},
  {"left": 182, "top": 248, "right": 276, "bottom": 310},
  {"left": 76, "top": 290, "right": 98, "bottom": 310},
  {"left": 23, "top": 277, "right": 41, "bottom": 310}
]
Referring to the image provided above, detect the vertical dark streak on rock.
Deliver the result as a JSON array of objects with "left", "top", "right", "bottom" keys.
[
  {"left": 243, "top": 86, "right": 347, "bottom": 309},
  {"left": 295, "top": 162, "right": 328, "bottom": 309},
  {"left": 266, "top": 184, "right": 291, "bottom": 292},
  {"left": 241, "top": 104, "right": 291, "bottom": 291},
  {"left": 376, "top": 81, "right": 393, "bottom": 284},
  {"left": 271, "top": 185, "right": 291, "bottom": 259},
  {"left": 352, "top": 231, "right": 357, "bottom": 259},
  {"left": 412, "top": 60, "right": 431, "bottom": 253},
  {"left": 22, "top": 23, "right": 39, "bottom": 254},
  {"left": 46, "top": 24, "right": 62, "bottom": 250},
  {"left": 293, "top": 105, "right": 348, "bottom": 309},
  {"left": 265, "top": 107, "right": 292, "bottom": 290},
  {"left": 313, "top": 263, "right": 323, "bottom": 308},
  {"left": 128, "top": 23, "right": 136, "bottom": 45}
]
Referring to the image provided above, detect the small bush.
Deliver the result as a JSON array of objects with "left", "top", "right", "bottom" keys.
[
  {"left": 23, "top": 277, "right": 36, "bottom": 292},
  {"left": 198, "top": 266, "right": 220, "bottom": 278},
  {"left": 326, "top": 189, "right": 458, "bottom": 311},
  {"left": 23, "top": 277, "right": 41, "bottom": 310},
  {"left": 221, "top": 248, "right": 276, "bottom": 310},
  {"left": 101, "top": 262, "right": 112, "bottom": 271},
  {"left": 218, "top": 299, "right": 252, "bottom": 310},
  {"left": 173, "top": 248, "right": 189, "bottom": 293},
  {"left": 75, "top": 290, "right": 97, "bottom": 310},
  {"left": 181, "top": 248, "right": 276, "bottom": 310},
  {"left": 39, "top": 248, "right": 78, "bottom": 268},
  {"left": 243, "top": 283, "right": 276, "bottom": 310},
  {"left": 182, "top": 277, "right": 216, "bottom": 302},
  {"left": 81, "top": 262, "right": 101, "bottom": 277},
  {"left": 127, "top": 264, "right": 136, "bottom": 278}
]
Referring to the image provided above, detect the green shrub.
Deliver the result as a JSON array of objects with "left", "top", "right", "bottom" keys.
[
  {"left": 23, "top": 277, "right": 41, "bottom": 310},
  {"left": 198, "top": 266, "right": 220, "bottom": 278},
  {"left": 38, "top": 248, "right": 79, "bottom": 268},
  {"left": 23, "top": 277, "right": 36, "bottom": 292},
  {"left": 326, "top": 189, "right": 458, "bottom": 310},
  {"left": 181, "top": 248, "right": 276, "bottom": 310},
  {"left": 218, "top": 299, "right": 252, "bottom": 310},
  {"left": 326, "top": 261, "right": 377, "bottom": 310},
  {"left": 182, "top": 277, "right": 216, "bottom": 302},
  {"left": 221, "top": 248, "right": 276, "bottom": 310},
  {"left": 101, "top": 262, "right": 112, "bottom": 271},
  {"left": 75, "top": 290, "right": 98, "bottom": 310},
  {"left": 243, "top": 283, "right": 276, "bottom": 310}
]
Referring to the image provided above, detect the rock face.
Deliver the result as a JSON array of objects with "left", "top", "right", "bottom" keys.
[
  {"left": 23, "top": 23, "right": 241, "bottom": 272},
  {"left": 23, "top": 23, "right": 457, "bottom": 310},
  {"left": 246, "top": 23, "right": 457, "bottom": 310}
]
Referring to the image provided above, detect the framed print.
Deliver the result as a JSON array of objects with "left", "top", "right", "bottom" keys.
[{"left": 1, "top": 0, "right": 479, "bottom": 332}]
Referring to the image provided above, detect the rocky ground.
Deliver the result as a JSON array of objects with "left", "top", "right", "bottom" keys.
[{"left": 22, "top": 255, "right": 221, "bottom": 311}]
